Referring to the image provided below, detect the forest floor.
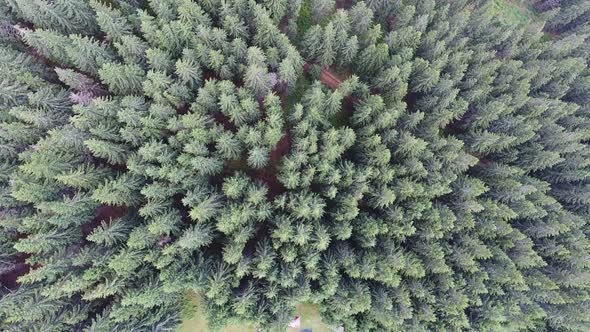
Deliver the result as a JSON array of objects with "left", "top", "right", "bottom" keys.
[{"left": 178, "top": 292, "right": 330, "bottom": 332}]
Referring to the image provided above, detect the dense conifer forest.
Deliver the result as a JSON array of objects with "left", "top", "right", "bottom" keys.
[{"left": 1, "top": 0, "right": 589, "bottom": 331}]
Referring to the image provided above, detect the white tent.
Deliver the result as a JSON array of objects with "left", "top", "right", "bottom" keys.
[{"left": 288, "top": 316, "right": 301, "bottom": 328}]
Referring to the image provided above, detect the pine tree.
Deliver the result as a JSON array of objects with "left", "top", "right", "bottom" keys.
[
  {"left": 8, "top": 0, "right": 97, "bottom": 34},
  {"left": 99, "top": 63, "right": 145, "bottom": 95},
  {"left": 312, "top": 0, "right": 335, "bottom": 24},
  {"left": 248, "top": 146, "right": 270, "bottom": 169},
  {"left": 245, "top": 64, "right": 272, "bottom": 98}
]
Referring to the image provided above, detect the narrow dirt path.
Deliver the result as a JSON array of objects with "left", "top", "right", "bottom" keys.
[{"left": 303, "top": 63, "right": 344, "bottom": 90}]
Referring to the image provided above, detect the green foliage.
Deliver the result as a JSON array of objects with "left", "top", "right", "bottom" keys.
[
  {"left": 92, "top": 174, "right": 143, "bottom": 206},
  {"left": 296, "top": 0, "right": 313, "bottom": 44},
  {"left": 99, "top": 63, "right": 145, "bottom": 95},
  {"left": 311, "top": 0, "right": 335, "bottom": 24},
  {"left": 8, "top": 0, "right": 98, "bottom": 34},
  {"left": 1, "top": 1, "right": 590, "bottom": 332},
  {"left": 482, "top": 0, "right": 543, "bottom": 27},
  {"left": 87, "top": 217, "right": 133, "bottom": 246}
]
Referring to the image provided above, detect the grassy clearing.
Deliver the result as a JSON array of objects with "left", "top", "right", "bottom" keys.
[
  {"left": 482, "top": 0, "right": 543, "bottom": 27},
  {"left": 178, "top": 293, "right": 257, "bottom": 332},
  {"left": 179, "top": 292, "right": 330, "bottom": 332},
  {"left": 288, "top": 303, "right": 331, "bottom": 332}
]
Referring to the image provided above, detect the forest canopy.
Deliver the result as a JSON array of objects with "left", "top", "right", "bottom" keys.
[{"left": 1, "top": 0, "right": 590, "bottom": 331}]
